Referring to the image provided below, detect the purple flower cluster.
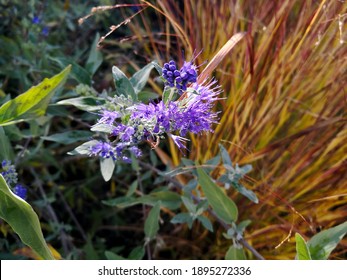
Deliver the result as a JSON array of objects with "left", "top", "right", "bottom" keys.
[
  {"left": 1, "top": 160, "right": 27, "bottom": 200},
  {"left": 88, "top": 57, "right": 221, "bottom": 163},
  {"left": 162, "top": 60, "right": 197, "bottom": 93},
  {"left": 32, "top": 15, "right": 50, "bottom": 37}
]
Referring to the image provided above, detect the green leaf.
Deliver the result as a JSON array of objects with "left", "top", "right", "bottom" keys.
[
  {"left": 231, "top": 182, "right": 259, "bottom": 204},
  {"left": 181, "top": 196, "right": 196, "bottom": 213},
  {"left": 68, "top": 140, "right": 98, "bottom": 155},
  {"left": 0, "top": 174, "right": 54, "bottom": 260},
  {"left": 151, "top": 61, "right": 162, "bottom": 75},
  {"left": 100, "top": 157, "right": 115, "bottom": 182},
  {"left": 91, "top": 123, "right": 113, "bottom": 133},
  {"left": 295, "top": 233, "right": 312, "bottom": 260},
  {"left": 225, "top": 245, "right": 247, "bottom": 260},
  {"left": 0, "top": 66, "right": 71, "bottom": 126},
  {"left": 144, "top": 202, "right": 161, "bottom": 240},
  {"left": 112, "top": 66, "right": 136, "bottom": 101},
  {"left": 197, "top": 215, "right": 213, "bottom": 232},
  {"left": 41, "top": 130, "right": 93, "bottom": 145},
  {"left": 102, "top": 191, "right": 181, "bottom": 210},
  {"left": 219, "top": 144, "right": 232, "bottom": 167},
  {"left": 128, "top": 246, "right": 145, "bottom": 260},
  {"left": 237, "top": 220, "right": 252, "bottom": 233},
  {"left": 170, "top": 213, "right": 194, "bottom": 229},
  {"left": 162, "top": 86, "right": 175, "bottom": 104},
  {"left": 85, "top": 33, "right": 103, "bottom": 76},
  {"left": 57, "top": 96, "right": 106, "bottom": 112},
  {"left": 129, "top": 63, "right": 154, "bottom": 94},
  {"left": 105, "top": 251, "right": 126, "bottom": 260},
  {"left": 0, "top": 127, "right": 14, "bottom": 160},
  {"left": 126, "top": 180, "right": 138, "bottom": 197},
  {"left": 307, "top": 221, "right": 347, "bottom": 260},
  {"left": 138, "top": 91, "right": 159, "bottom": 103},
  {"left": 50, "top": 57, "right": 91, "bottom": 85},
  {"left": 197, "top": 167, "right": 238, "bottom": 224}
]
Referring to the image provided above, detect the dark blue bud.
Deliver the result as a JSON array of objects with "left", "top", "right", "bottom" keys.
[{"left": 175, "top": 77, "right": 182, "bottom": 83}]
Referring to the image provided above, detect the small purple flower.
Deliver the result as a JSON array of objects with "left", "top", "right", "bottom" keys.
[
  {"left": 32, "top": 16, "right": 41, "bottom": 24},
  {"left": 41, "top": 26, "right": 49, "bottom": 37},
  {"left": 120, "top": 126, "right": 135, "bottom": 142},
  {"left": 129, "top": 146, "right": 142, "bottom": 157},
  {"left": 13, "top": 184, "right": 27, "bottom": 200},
  {"left": 169, "top": 134, "right": 189, "bottom": 151},
  {"left": 98, "top": 110, "right": 120, "bottom": 125},
  {"left": 89, "top": 141, "right": 115, "bottom": 159}
]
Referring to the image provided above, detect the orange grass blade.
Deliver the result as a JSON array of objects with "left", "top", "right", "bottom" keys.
[{"left": 198, "top": 32, "right": 246, "bottom": 83}]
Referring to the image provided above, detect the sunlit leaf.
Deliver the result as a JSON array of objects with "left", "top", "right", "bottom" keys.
[
  {"left": 0, "top": 65, "right": 71, "bottom": 126},
  {"left": 295, "top": 233, "right": 312, "bottom": 260}
]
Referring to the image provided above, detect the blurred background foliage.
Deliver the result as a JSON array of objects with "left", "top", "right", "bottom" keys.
[{"left": 0, "top": 0, "right": 346, "bottom": 259}]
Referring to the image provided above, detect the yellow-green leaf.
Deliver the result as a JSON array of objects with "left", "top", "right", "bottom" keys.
[
  {"left": 295, "top": 233, "right": 312, "bottom": 260},
  {"left": 0, "top": 65, "right": 71, "bottom": 126}
]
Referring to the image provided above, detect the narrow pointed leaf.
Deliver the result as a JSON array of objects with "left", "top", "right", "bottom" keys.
[
  {"left": 197, "top": 215, "right": 214, "bottom": 232},
  {"left": 100, "top": 157, "right": 115, "bottom": 182},
  {"left": 295, "top": 233, "right": 312, "bottom": 260},
  {"left": 112, "top": 66, "right": 136, "bottom": 100},
  {"left": 225, "top": 245, "right": 247, "bottom": 260},
  {"left": 130, "top": 63, "right": 154, "bottom": 94},
  {"left": 144, "top": 202, "right": 161, "bottom": 240},
  {"left": 197, "top": 167, "right": 238, "bottom": 224},
  {"left": 57, "top": 96, "right": 106, "bottom": 112},
  {"left": 307, "top": 221, "right": 347, "bottom": 260}
]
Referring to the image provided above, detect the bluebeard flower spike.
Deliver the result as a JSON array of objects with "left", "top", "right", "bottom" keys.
[{"left": 87, "top": 53, "right": 221, "bottom": 162}]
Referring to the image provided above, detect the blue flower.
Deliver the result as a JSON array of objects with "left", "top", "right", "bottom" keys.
[
  {"left": 13, "top": 184, "right": 27, "bottom": 200},
  {"left": 32, "top": 16, "right": 41, "bottom": 24},
  {"left": 169, "top": 134, "right": 189, "bottom": 152},
  {"left": 162, "top": 59, "right": 198, "bottom": 93},
  {"left": 98, "top": 109, "right": 120, "bottom": 125},
  {"left": 87, "top": 53, "right": 222, "bottom": 162},
  {"left": 41, "top": 26, "right": 49, "bottom": 37},
  {"left": 89, "top": 142, "right": 115, "bottom": 159}
]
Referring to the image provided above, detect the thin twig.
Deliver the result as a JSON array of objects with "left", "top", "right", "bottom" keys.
[
  {"left": 56, "top": 188, "right": 88, "bottom": 242},
  {"left": 139, "top": 161, "right": 265, "bottom": 260}
]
